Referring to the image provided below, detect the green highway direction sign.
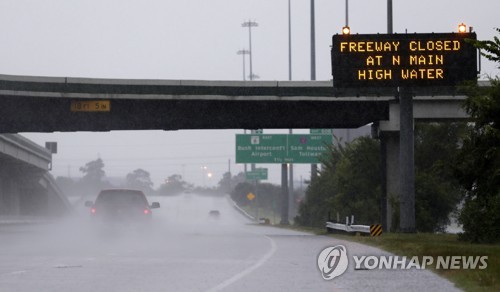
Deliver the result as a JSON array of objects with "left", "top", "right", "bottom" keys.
[
  {"left": 246, "top": 168, "right": 268, "bottom": 180},
  {"left": 236, "top": 134, "right": 332, "bottom": 164}
]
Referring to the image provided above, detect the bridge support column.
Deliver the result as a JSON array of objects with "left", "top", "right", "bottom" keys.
[
  {"left": 399, "top": 88, "right": 416, "bottom": 233},
  {"left": 20, "top": 186, "right": 48, "bottom": 216},
  {"left": 382, "top": 132, "right": 400, "bottom": 232},
  {"left": 0, "top": 171, "right": 21, "bottom": 216}
]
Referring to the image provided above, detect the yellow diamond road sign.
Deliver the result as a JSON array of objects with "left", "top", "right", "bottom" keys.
[{"left": 247, "top": 192, "right": 255, "bottom": 201}]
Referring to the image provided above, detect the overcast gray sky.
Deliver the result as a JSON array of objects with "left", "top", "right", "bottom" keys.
[{"left": 1, "top": 0, "right": 499, "bottom": 188}]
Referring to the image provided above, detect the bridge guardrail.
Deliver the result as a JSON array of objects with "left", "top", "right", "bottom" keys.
[{"left": 326, "top": 216, "right": 382, "bottom": 236}]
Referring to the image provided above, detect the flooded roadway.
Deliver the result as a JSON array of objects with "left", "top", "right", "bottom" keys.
[{"left": 0, "top": 193, "right": 460, "bottom": 291}]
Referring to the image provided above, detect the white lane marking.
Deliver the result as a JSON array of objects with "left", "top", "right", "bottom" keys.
[
  {"left": 1, "top": 270, "right": 27, "bottom": 276},
  {"left": 54, "top": 264, "right": 83, "bottom": 269},
  {"left": 206, "top": 235, "right": 277, "bottom": 292}
]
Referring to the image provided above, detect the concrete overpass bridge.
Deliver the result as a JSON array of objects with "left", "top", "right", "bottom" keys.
[
  {"left": 0, "top": 74, "right": 478, "bottom": 230},
  {"left": 0, "top": 133, "right": 71, "bottom": 219}
]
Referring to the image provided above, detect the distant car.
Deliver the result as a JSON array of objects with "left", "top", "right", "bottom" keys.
[
  {"left": 85, "top": 189, "right": 160, "bottom": 226},
  {"left": 208, "top": 210, "right": 220, "bottom": 218}
]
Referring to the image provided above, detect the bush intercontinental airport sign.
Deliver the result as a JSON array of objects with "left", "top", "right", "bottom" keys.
[{"left": 331, "top": 32, "right": 477, "bottom": 88}]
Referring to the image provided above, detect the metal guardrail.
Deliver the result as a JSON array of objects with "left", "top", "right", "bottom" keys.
[
  {"left": 326, "top": 221, "right": 371, "bottom": 234},
  {"left": 326, "top": 215, "right": 382, "bottom": 236}
]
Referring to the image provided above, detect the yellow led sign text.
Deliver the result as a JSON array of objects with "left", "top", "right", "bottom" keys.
[{"left": 331, "top": 33, "right": 477, "bottom": 88}]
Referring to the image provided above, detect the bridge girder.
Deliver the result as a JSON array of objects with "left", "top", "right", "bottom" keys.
[{"left": 0, "top": 74, "right": 475, "bottom": 133}]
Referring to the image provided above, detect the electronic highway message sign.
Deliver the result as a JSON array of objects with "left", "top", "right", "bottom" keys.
[{"left": 331, "top": 33, "right": 477, "bottom": 88}]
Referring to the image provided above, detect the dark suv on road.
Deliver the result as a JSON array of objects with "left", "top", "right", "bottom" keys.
[{"left": 85, "top": 189, "right": 160, "bottom": 225}]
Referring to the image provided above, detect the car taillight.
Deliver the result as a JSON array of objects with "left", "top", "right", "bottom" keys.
[
  {"left": 90, "top": 208, "right": 96, "bottom": 214},
  {"left": 143, "top": 209, "right": 150, "bottom": 215}
]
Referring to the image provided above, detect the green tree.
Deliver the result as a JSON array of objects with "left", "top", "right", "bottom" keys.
[
  {"left": 126, "top": 168, "right": 154, "bottom": 195},
  {"left": 254, "top": 182, "right": 281, "bottom": 217},
  {"left": 296, "top": 137, "right": 381, "bottom": 227},
  {"left": 230, "top": 182, "right": 254, "bottom": 207},
  {"left": 157, "top": 174, "right": 189, "bottom": 196},
  {"left": 78, "top": 158, "right": 110, "bottom": 196},
  {"left": 414, "top": 123, "right": 466, "bottom": 232},
  {"left": 295, "top": 175, "right": 334, "bottom": 227},
  {"left": 296, "top": 127, "right": 466, "bottom": 232},
  {"left": 332, "top": 137, "right": 381, "bottom": 225},
  {"left": 218, "top": 171, "right": 246, "bottom": 194},
  {"left": 79, "top": 158, "right": 106, "bottom": 184},
  {"left": 454, "top": 29, "right": 500, "bottom": 242},
  {"left": 469, "top": 28, "right": 500, "bottom": 64}
]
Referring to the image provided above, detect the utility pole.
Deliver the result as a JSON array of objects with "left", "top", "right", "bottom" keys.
[
  {"left": 242, "top": 20, "right": 258, "bottom": 80},
  {"left": 310, "top": 0, "right": 317, "bottom": 180}
]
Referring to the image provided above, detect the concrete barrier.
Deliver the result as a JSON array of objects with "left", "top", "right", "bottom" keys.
[{"left": 226, "top": 195, "right": 255, "bottom": 221}]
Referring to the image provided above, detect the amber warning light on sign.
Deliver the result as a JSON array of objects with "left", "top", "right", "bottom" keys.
[{"left": 331, "top": 33, "right": 477, "bottom": 88}]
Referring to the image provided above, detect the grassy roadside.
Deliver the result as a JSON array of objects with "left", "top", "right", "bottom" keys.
[
  {"left": 241, "top": 205, "right": 282, "bottom": 225},
  {"left": 278, "top": 225, "right": 499, "bottom": 292}
]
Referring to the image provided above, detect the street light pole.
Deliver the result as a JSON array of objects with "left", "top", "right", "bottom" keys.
[
  {"left": 310, "top": 0, "right": 316, "bottom": 81},
  {"left": 237, "top": 49, "right": 250, "bottom": 81},
  {"left": 242, "top": 20, "right": 258, "bottom": 81},
  {"left": 380, "top": 0, "right": 394, "bottom": 233},
  {"left": 310, "top": 0, "right": 317, "bottom": 180},
  {"left": 288, "top": 0, "right": 294, "bottom": 217},
  {"left": 345, "top": 0, "right": 349, "bottom": 26},
  {"left": 288, "top": 0, "right": 292, "bottom": 81},
  {"left": 387, "top": 0, "right": 393, "bottom": 34}
]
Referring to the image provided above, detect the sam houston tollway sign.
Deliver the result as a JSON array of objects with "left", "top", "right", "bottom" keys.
[{"left": 331, "top": 32, "right": 477, "bottom": 88}]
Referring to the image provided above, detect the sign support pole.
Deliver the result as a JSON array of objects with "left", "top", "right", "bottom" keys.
[
  {"left": 399, "top": 87, "right": 415, "bottom": 232},
  {"left": 289, "top": 129, "right": 295, "bottom": 218},
  {"left": 281, "top": 163, "right": 290, "bottom": 225},
  {"left": 254, "top": 179, "right": 260, "bottom": 222}
]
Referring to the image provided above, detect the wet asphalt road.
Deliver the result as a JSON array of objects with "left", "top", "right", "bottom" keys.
[{"left": 0, "top": 193, "right": 460, "bottom": 292}]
